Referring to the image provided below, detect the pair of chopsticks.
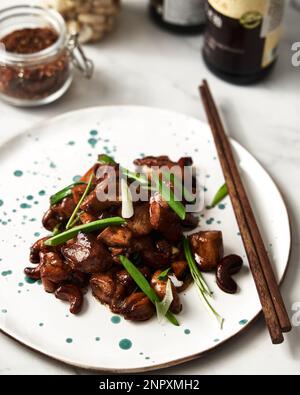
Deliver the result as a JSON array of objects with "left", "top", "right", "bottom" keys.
[{"left": 199, "top": 80, "right": 291, "bottom": 344}]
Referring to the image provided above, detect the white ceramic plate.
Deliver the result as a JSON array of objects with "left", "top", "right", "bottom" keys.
[{"left": 0, "top": 106, "right": 290, "bottom": 372}]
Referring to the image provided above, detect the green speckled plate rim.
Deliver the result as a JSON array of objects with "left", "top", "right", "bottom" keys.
[{"left": 0, "top": 106, "right": 292, "bottom": 373}]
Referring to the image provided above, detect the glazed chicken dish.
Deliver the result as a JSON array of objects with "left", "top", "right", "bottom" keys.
[{"left": 24, "top": 154, "right": 242, "bottom": 325}]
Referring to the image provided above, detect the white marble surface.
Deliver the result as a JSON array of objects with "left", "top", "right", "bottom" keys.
[{"left": 0, "top": 0, "right": 299, "bottom": 375}]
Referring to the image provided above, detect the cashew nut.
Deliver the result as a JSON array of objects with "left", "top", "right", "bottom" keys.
[
  {"left": 55, "top": 283, "right": 83, "bottom": 314},
  {"left": 45, "top": 0, "right": 121, "bottom": 43},
  {"left": 24, "top": 263, "right": 43, "bottom": 280},
  {"left": 216, "top": 254, "right": 243, "bottom": 294}
]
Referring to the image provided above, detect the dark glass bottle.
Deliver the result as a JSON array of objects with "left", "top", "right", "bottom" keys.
[
  {"left": 149, "top": 0, "right": 205, "bottom": 35},
  {"left": 203, "top": 0, "right": 285, "bottom": 85}
]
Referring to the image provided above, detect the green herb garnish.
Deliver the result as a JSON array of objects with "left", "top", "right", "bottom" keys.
[
  {"left": 183, "top": 237, "right": 211, "bottom": 296},
  {"left": 152, "top": 173, "right": 186, "bottom": 221},
  {"left": 98, "top": 154, "right": 116, "bottom": 165},
  {"left": 121, "top": 178, "right": 134, "bottom": 219},
  {"left": 50, "top": 182, "right": 87, "bottom": 206},
  {"left": 162, "top": 170, "right": 195, "bottom": 203},
  {"left": 157, "top": 267, "right": 171, "bottom": 280},
  {"left": 210, "top": 183, "right": 228, "bottom": 208},
  {"left": 183, "top": 237, "right": 224, "bottom": 328},
  {"left": 65, "top": 173, "right": 94, "bottom": 229},
  {"left": 52, "top": 224, "right": 61, "bottom": 236},
  {"left": 121, "top": 168, "right": 149, "bottom": 186},
  {"left": 155, "top": 279, "right": 174, "bottom": 324},
  {"left": 119, "top": 256, "right": 179, "bottom": 326},
  {"left": 45, "top": 217, "right": 125, "bottom": 246}
]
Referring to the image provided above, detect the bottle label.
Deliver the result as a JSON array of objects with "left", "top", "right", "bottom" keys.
[
  {"left": 204, "top": 0, "right": 284, "bottom": 75},
  {"left": 163, "top": 0, "right": 205, "bottom": 26}
]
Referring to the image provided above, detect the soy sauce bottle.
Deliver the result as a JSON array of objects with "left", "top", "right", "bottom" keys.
[
  {"left": 203, "top": 0, "right": 285, "bottom": 84},
  {"left": 149, "top": 0, "right": 206, "bottom": 34}
]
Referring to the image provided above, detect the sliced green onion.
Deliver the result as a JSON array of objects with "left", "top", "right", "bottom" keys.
[
  {"left": 121, "top": 167, "right": 149, "bottom": 186},
  {"left": 50, "top": 182, "right": 87, "bottom": 206},
  {"left": 52, "top": 224, "right": 61, "bottom": 236},
  {"left": 121, "top": 178, "right": 134, "bottom": 219},
  {"left": 183, "top": 237, "right": 224, "bottom": 328},
  {"left": 168, "top": 273, "right": 183, "bottom": 288},
  {"left": 157, "top": 267, "right": 171, "bottom": 280},
  {"left": 66, "top": 173, "right": 94, "bottom": 230},
  {"left": 161, "top": 170, "right": 195, "bottom": 203},
  {"left": 45, "top": 217, "right": 125, "bottom": 246},
  {"left": 155, "top": 279, "right": 174, "bottom": 324},
  {"left": 152, "top": 173, "right": 186, "bottom": 220},
  {"left": 210, "top": 183, "right": 228, "bottom": 208},
  {"left": 119, "top": 255, "right": 179, "bottom": 326},
  {"left": 183, "top": 237, "right": 211, "bottom": 296},
  {"left": 67, "top": 215, "right": 81, "bottom": 229},
  {"left": 98, "top": 154, "right": 116, "bottom": 165}
]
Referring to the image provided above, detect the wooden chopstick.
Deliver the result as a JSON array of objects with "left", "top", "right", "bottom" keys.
[
  {"left": 201, "top": 80, "right": 291, "bottom": 334},
  {"left": 199, "top": 80, "right": 291, "bottom": 344}
]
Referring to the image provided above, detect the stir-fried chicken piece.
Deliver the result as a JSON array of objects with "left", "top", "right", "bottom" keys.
[
  {"left": 141, "top": 249, "right": 169, "bottom": 269},
  {"left": 90, "top": 267, "right": 151, "bottom": 308},
  {"left": 98, "top": 226, "right": 132, "bottom": 247},
  {"left": 120, "top": 292, "right": 155, "bottom": 321},
  {"left": 109, "top": 247, "right": 127, "bottom": 264},
  {"left": 110, "top": 268, "right": 151, "bottom": 313},
  {"left": 134, "top": 155, "right": 193, "bottom": 182},
  {"left": 90, "top": 267, "right": 154, "bottom": 321},
  {"left": 80, "top": 164, "right": 121, "bottom": 215},
  {"left": 149, "top": 194, "right": 182, "bottom": 243},
  {"left": 90, "top": 272, "right": 116, "bottom": 306},
  {"left": 39, "top": 251, "right": 71, "bottom": 293},
  {"left": 156, "top": 239, "right": 172, "bottom": 258},
  {"left": 171, "top": 260, "right": 188, "bottom": 280},
  {"left": 62, "top": 232, "right": 113, "bottom": 273},
  {"left": 126, "top": 203, "right": 153, "bottom": 236},
  {"left": 79, "top": 212, "right": 97, "bottom": 224},
  {"left": 68, "top": 270, "right": 90, "bottom": 288},
  {"left": 134, "top": 155, "right": 192, "bottom": 169},
  {"left": 189, "top": 230, "right": 223, "bottom": 272},
  {"left": 80, "top": 182, "right": 121, "bottom": 215},
  {"left": 115, "top": 269, "right": 136, "bottom": 290},
  {"left": 79, "top": 189, "right": 114, "bottom": 215},
  {"left": 130, "top": 236, "right": 170, "bottom": 269}
]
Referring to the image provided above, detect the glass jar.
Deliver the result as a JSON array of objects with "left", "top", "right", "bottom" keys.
[{"left": 0, "top": 5, "right": 93, "bottom": 107}]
